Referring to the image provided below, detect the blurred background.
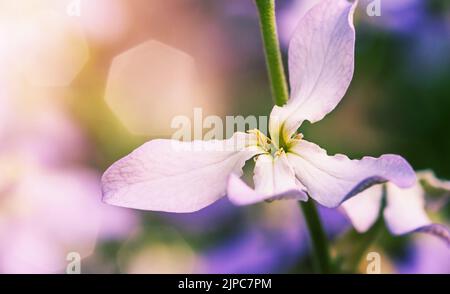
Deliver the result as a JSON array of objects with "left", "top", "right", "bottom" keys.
[{"left": 0, "top": 0, "right": 449, "bottom": 274}]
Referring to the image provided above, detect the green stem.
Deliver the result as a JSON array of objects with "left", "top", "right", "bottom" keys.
[
  {"left": 300, "top": 201, "right": 333, "bottom": 273},
  {"left": 334, "top": 186, "right": 388, "bottom": 273},
  {"left": 255, "top": 0, "right": 332, "bottom": 273},
  {"left": 344, "top": 187, "right": 387, "bottom": 272},
  {"left": 346, "top": 217, "right": 384, "bottom": 272},
  {"left": 255, "top": 0, "right": 289, "bottom": 106}
]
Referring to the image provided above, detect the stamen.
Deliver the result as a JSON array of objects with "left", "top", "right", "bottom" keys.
[
  {"left": 274, "top": 147, "right": 285, "bottom": 157},
  {"left": 294, "top": 133, "right": 304, "bottom": 140},
  {"left": 248, "top": 129, "right": 271, "bottom": 152}
]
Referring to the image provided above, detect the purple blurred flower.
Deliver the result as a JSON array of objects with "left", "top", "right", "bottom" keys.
[
  {"left": 361, "top": 0, "right": 425, "bottom": 34},
  {"left": 198, "top": 228, "right": 303, "bottom": 274},
  {"left": 158, "top": 197, "right": 239, "bottom": 234},
  {"left": 0, "top": 168, "right": 100, "bottom": 273},
  {"left": 278, "top": 0, "right": 426, "bottom": 44},
  {"left": 0, "top": 75, "right": 87, "bottom": 166},
  {"left": 395, "top": 235, "right": 450, "bottom": 274},
  {"left": 102, "top": 0, "right": 414, "bottom": 214},
  {"left": 279, "top": 0, "right": 449, "bottom": 75},
  {"left": 342, "top": 171, "right": 450, "bottom": 244},
  {"left": 278, "top": 0, "right": 322, "bottom": 45},
  {"left": 0, "top": 165, "right": 138, "bottom": 273},
  {"left": 406, "top": 19, "right": 450, "bottom": 77},
  {"left": 197, "top": 203, "right": 350, "bottom": 274},
  {"left": 0, "top": 80, "right": 138, "bottom": 274},
  {"left": 196, "top": 203, "right": 307, "bottom": 273},
  {"left": 318, "top": 206, "right": 351, "bottom": 239}
]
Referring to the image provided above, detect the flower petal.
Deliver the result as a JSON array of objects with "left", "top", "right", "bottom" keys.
[
  {"left": 384, "top": 183, "right": 430, "bottom": 235},
  {"left": 417, "top": 170, "right": 450, "bottom": 191},
  {"left": 287, "top": 139, "right": 416, "bottom": 208},
  {"left": 269, "top": 0, "right": 356, "bottom": 142},
  {"left": 417, "top": 170, "right": 450, "bottom": 214},
  {"left": 341, "top": 185, "right": 383, "bottom": 233},
  {"left": 101, "top": 132, "right": 261, "bottom": 213},
  {"left": 384, "top": 183, "right": 449, "bottom": 244},
  {"left": 227, "top": 154, "right": 307, "bottom": 206},
  {"left": 414, "top": 224, "right": 450, "bottom": 246},
  {"left": 395, "top": 234, "right": 450, "bottom": 274}
]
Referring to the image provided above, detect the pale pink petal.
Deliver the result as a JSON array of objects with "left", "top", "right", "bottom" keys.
[
  {"left": 102, "top": 133, "right": 262, "bottom": 213},
  {"left": 278, "top": 0, "right": 324, "bottom": 45},
  {"left": 227, "top": 154, "right": 307, "bottom": 206},
  {"left": 384, "top": 183, "right": 433, "bottom": 235},
  {"left": 384, "top": 181, "right": 449, "bottom": 243},
  {"left": 287, "top": 139, "right": 416, "bottom": 208},
  {"left": 414, "top": 224, "right": 450, "bottom": 245},
  {"left": 341, "top": 185, "right": 383, "bottom": 233},
  {"left": 269, "top": 0, "right": 356, "bottom": 141},
  {"left": 417, "top": 170, "right": 450, "bottom": 191}
]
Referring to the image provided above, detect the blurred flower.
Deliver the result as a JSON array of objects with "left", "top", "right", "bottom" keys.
[
  {"left": 279, "top": 0, "right": 450, "bottom": 79},
  {"left": 98, "top": 204, "right": 139, "bottom": 241},
  {"left": 360, "top": 0, "right": 425, "bottom": 33},
  {"left": 0, "top": 141, "right": 138, "bottom": 273},
  {"left": 395, "top": 235, "right": 450, "bottom": 274},
  {"left": 278, "top": 0, "right": 322, "bottom": 44},
  {"left": 419, "top": 170, "right": 450, "bottom": 196},
  {"left": 342, "top": 171, "right": 450, "bottom": 243},
  {"left": 159, "top": 198, "right": 239, "bottom": 234},
  {"left": 406, "top": 18, "right": 450, "bottom": 78},
  {"left": 197, "top": 202, "right": 306, "bottom": 273},
  {"left": 318, "top": 206, "right": 351, "bottom": 239},
  {"left": 0, "top": 80, "right": 137, "bottom": 274},
  {"left": 0, "top": 160, "right": 137, "bottom": 274},
  {"left": 118, "top": 202, "right": 347, "bottom": 274},
  {"left": 278, "top": 0, "right": 425, "bottom": 44},
  {"left": 0, "top": 78, "right": 86, "bottom": 165},
  {"left": 102, "top": 0, "right": 414, "bottom": 214},
  {"left": 0, "top": 166, "right": 100, "bottom": 273},
  {"left": 197, "top": 201, "right": 350, "bottom": 273}
]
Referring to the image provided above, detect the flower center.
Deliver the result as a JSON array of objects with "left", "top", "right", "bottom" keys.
[
  {"left": 248, "top": 129, "right": 271, "bottom": 152},
  {"left": 248, "top": 129, "right": 303, "bottom": 156}
]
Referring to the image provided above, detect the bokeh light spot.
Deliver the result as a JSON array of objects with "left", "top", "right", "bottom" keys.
[
  {"left": 105, "top": 40, "right": 200, "bottom": 136},
  {"left": 17, "top": 11, "right": 89, "bottom": 87}
]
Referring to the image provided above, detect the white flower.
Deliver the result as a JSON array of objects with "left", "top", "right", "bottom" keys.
[{"left": 101, "top": 0, "right": 415, "bottom": 213}]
